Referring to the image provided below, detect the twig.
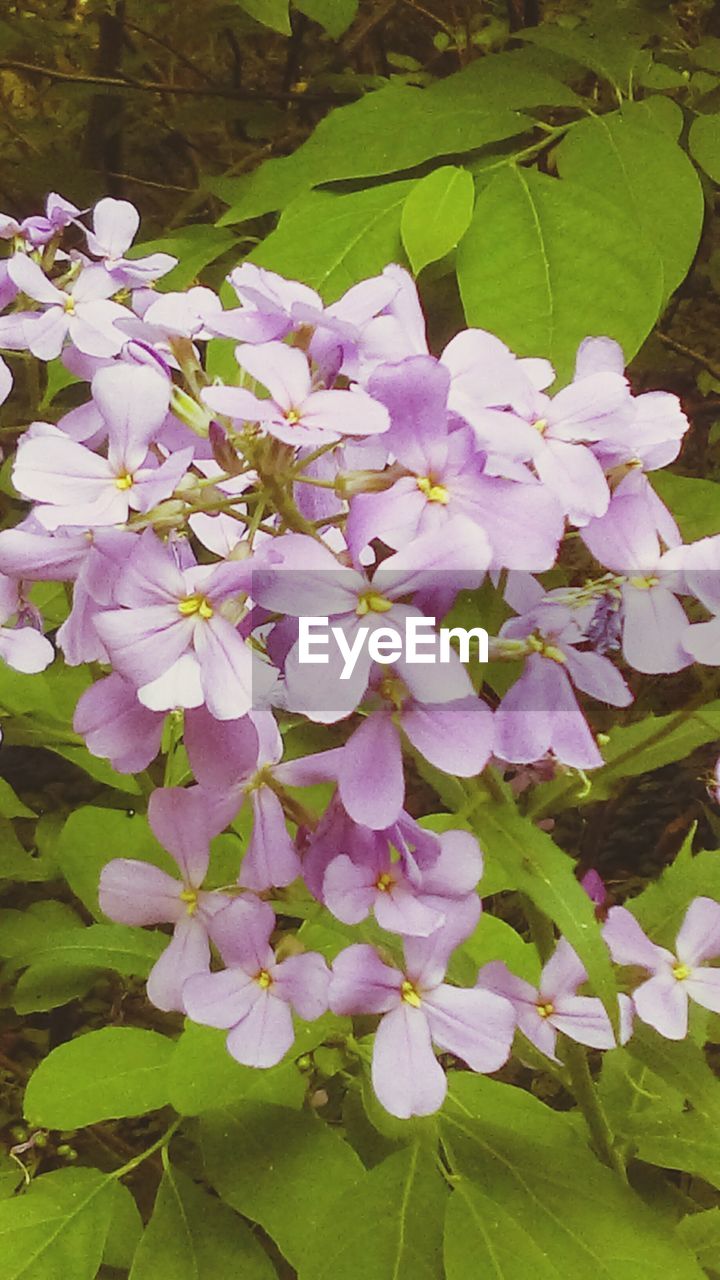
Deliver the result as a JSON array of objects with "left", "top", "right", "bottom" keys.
[
  {"left": 105, "top": 170, "right": 195, "bottom": 192},
  {"left": 0, "top": 60, "right": 357, "bottom": 104},
  {"left": 123, "top": 18, "right": 214, "bottom": 84},
  {"left": 656, "top": 331, "right": 720, "bottom": 383}
]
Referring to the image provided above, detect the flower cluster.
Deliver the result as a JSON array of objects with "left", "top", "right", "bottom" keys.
[{"left": 1, "top": 193, "right": 719, "bottom": 1116}]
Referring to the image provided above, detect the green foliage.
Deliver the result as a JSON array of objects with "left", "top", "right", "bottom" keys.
[
  {"left": 298, "top": 1144, "right": 448, "bottom": 1280},
  {"left": 129, "top": 1163, "right": 276, "bottom": 1280},
  {"left": 401, "top": 166, "right": 475, "bottom": 275},
  {"left": 0, "top": 1168, "right": 119, "bottom": 1280},
  {"left": 556, "top": 112, "right": 704, "bottom": 302},
  {"left": 200, "top": 1102, "right": 363, "bottom": 1265},
  {"left": 168, "top": 1021, "right": 307, "bottom": 1113},
  {"left": 56, "top": 807, "right": 172, "bottom": 918},
  {"left": 24, "top": 1028, "right": 175, "bottom": 1128},
  {"left": 457, "top": 166, "right": 661, "bottom": 381},
  {"left": 251, "top": 181, "right": 413, "bottom": 298},
  {"left": 439, "top": 1075, "right": 706, "bottom": 1279},
  {"left": 689, "top": 113, "right": 720, "bottom": 183},
  {"left": 293, "top": 0, "right": 358, "bottom": 39},
  {"left": 470, "top": 801, "right": 618, "bottom": 1025},
  {"left": 651, "top": 473, "right": 720, "bottom": 539}
]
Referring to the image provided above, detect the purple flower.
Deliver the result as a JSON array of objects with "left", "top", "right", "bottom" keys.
[
  {"left": 83, "top": 197, "right": 177, "bottom": 286},
  {"left": 183, "top": 897, "right": 330, "bottom": 1067},
  {"left": 0, "top": 573, "right": 54, "bottom": 675},
  {"left": 581, "top": 485, "right": 693, "bottom": 674},
  {"left": 0, "top": 356, "right": 12, "bottom": 407},
  {"left": 6, "top": 255, "right": 128, "bottom": 359},
  {"left": 99, "top": 786, "right": 235, "bottom": 1012},
  {"left": 8, "top": 193, "right": 80, "bottom": 248},
  {"left": 476, "top": 938, "right": 632, "bottom": 1061},
  {"left": 348, "top": 356, "right": 563, "bottom": 571},
  {"left": 95, "top": 531, "right": 276, "bottom": 719},
  {"left": 493, "top": 604, "right": 632, "bottom": 770},
  {"left": 252, "top": 523, "right": 487, "bottom": 722},
  {"left": 202, "top": 341, "right": 389, "bottom": 447},
  {"left": 323, "top": 827, "right": 482, "bottom": 939},
  {"left": 603, "top": 899, "right": 720, "bottom": 1039},
  {"left": 329, "top": 937, "right": 516, "bottom": 1117},
  {"left": 12, "top": 364, "right": 179, "bottom": 529},
  {"left": 73, "top": 672, "right": 166, "bottom": 773}
]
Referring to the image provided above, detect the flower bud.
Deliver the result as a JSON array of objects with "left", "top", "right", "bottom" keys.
[{"left": 170, "top": 387, "right": 211, "bottom": 437}]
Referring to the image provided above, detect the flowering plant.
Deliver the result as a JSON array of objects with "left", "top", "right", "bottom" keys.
[{"left": 1, "top": 193, "right": 720, "bottom": 1279}]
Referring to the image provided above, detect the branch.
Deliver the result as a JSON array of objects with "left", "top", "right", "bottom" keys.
[
  {"left": 0, "top": 59, "right": 357, "bottom": 104},
  {"left": 656, "top": 331, "right": 720, "bottom": 383}
]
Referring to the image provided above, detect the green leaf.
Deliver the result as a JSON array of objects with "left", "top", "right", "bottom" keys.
[
  {"left": 628, "top": 1111, "right": 720, "bottom": 1190},
  {"left": 128, "top": 225, "right": 239, "bottom": 292},
  {"left": 24, "top": 1027, "right": 174, "bottom": 1128},
  {"left": 293, "top": 0, "right": 357, "bottom": 38},
  {"left": 520, "top": 21, "right": 651, "bottom": 92},
  {"left": 0, "top": 902, "right": 82, "bottom": 960},
  {"left": 250, "top": 181, "right": 414, "bottom": 300},
  {"left": 556, "top": 112, "right": 703, "bottom": 301},
  {"left": 235, "top": 0, "right": 291, "bottom": 34},
  {"left": 0, "top": 1167, "right": 117, "bottom": 1280},
  {"left": 17, "top": 923, "right": 166, "bottom": 978},
  {"left": 217, "top": 85, "right": 530, "bottom": 222},
  {"left": 12, "top": 964, "right": 100, "bottom": 1015},
  {"left": 168, "top": 1021, "right": 306, "bottom": 1114},
  {"left": 401, "top": 166, "right": 475, "bottom": 274},
  {"left": 457, "top": 166, "right": 662, "bottom": 383},
  {"left": 56, "top": 806, "right": 173, "bottom": 918},
  {"left": 678, "top": 1209, "right": 720, "bottom": 1273},
  {"left": 433, "top": 47, "right": 583, "bottom": 110},
  {"left": 45, "top": 742, "right": 141, "bottom": 794},
  {"left": 0, "top": 778, "right": 35, "bottom": 819},
  {"left": 450, "top": 913, "right": 540, "bottom": 986},
  {"left": 527, "top": 700, "right": 720, "bottom": 818},
  {"left": 0, "top": 822, "right": 53, "bottom": 883},
  {"left": 129, "top": 1164, "right": 276, "bottom": 1280},
  {"left": 298, "top": 1144, "right": 447, "bottom": 1280},
  {"left": 623, "top": 96, "right": 684, "bottom": 139},
  {"left": 624, "top": 844, "right": 720, "bottom": 943},
  {"left": 445, "top": 1179, "right": 559, "bottom": 1280},
  {"left": 689, "top": 113, "right": 720, "bottom": 183},
  {"left": 470, "top": 802, "right": 618, "bottom": 1026},
  {"left": 623, "top": 1024, "right": 720, "bottom": 1124},
  {"left": 200, "top": 1101, "right": 363, "bottom": 1265},
  {"left": 651, "top": 472, "right": 720, "bottom": 539},
  {"left": 102, "top": 1182, "right": 143, "bottom": 1272},
  {"left": 440, "top": 1075, "right": 706, "bottom": 1280}
]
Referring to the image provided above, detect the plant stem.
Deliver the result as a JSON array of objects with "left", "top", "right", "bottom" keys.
[
  {"left": 563, "top": 1041, "right": 627, "bottom": 1181},
  {"left": 108, "top": 1117, "right": 181, "bottom": 1181}
]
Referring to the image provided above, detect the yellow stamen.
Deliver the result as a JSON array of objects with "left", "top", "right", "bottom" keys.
[
  {"left": 532, "top": 417, "right": 548, "bottom": 434},
  {"left": 376, "top": 872, "right": 395, "bottom": 893},
  {"left": 179, "top": 887, "right": 199, "bottom": 917},
  {"left": 356, "top": 591, "right": 393, "bottom": 616},
  {"left": 115, "top": 473, "right": 134, "bottom": 491},
  {"left": 417, "top": 476, "right": 449, "bottom": 505},
  {"left": 63, "top": 294, "right": 75, "bottom": 314},
  {"left": 536, "top": 1001, "right": 555, "bottom": 1018},
  {"left": 527, "top": 634, "right": 566, "bottom": 664},
  {"left": 379, "top": 674, "right": 406, "bottom": 710},
  {"left": 284, "top": 408, "right": 302, "bottom": 425},
  {"left": 628, "top": 575, "right": 659, "bottom": 590},
  {"left": 400, "top": 979, "right": 422, "bottom": 1008},
  {"left": 256, "top": 969, "right": 272, "bottom": 989},
  {"left": 178, "top": 594, "right": 214, "bottom": 619},
  {"left": 672, "top": 962, "right": 691, "bottom": 982}
]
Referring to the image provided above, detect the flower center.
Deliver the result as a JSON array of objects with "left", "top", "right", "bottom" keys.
[
  {"left": 284, "top": 408, "right": 302, "bottom": 425},
  {"left": 379, "top": 673, "right": 406, "bottom": 710},
  {"left": 532, "top": 417, "right": 548, "bottom": 434},
  {"left": 400, "top": 979, "right": 422, "bottom": 1008},
  {"left": 628, "top": 575, "right": 659, "bottom": 590},
  {"left": 115, "top": 472, "right": 134, "bottom": 491},
  {"left": 527, "top": 634, "right": 566, "bottom": 664},
  {"left": 536, "top": 1001, "right": 555, "bottom": 1018},
  {"left": 356, "top": 591, "right": 393, "bottom": 616},
  {"left": 63, "top": 294, "right": 75, "bottom": 314},
  {"left": 178, "top": 594, "right": 214, "bottom": 619},
  {"left": 256, "top": 969, "right": 273, "bottom": 989},
  {"left": 376, "top": 872, "right": 395, "bottom": 893},
  {"left": 417, "top": 476, "right": 449, "bottom": 505},
  {"left": 672, "top": 962, "right": 691, "bottom": 982},
  {"left": 179, "top": 887, "right": 199, "bottom": 917}
]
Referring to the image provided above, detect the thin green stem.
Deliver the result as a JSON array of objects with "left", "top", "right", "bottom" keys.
[
  {"left": 563, "top": 1041, "right": 627, "bottom": 1181},
  {"left": 108, "top": 1117, "right": 181, "bottom": 1181}
]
